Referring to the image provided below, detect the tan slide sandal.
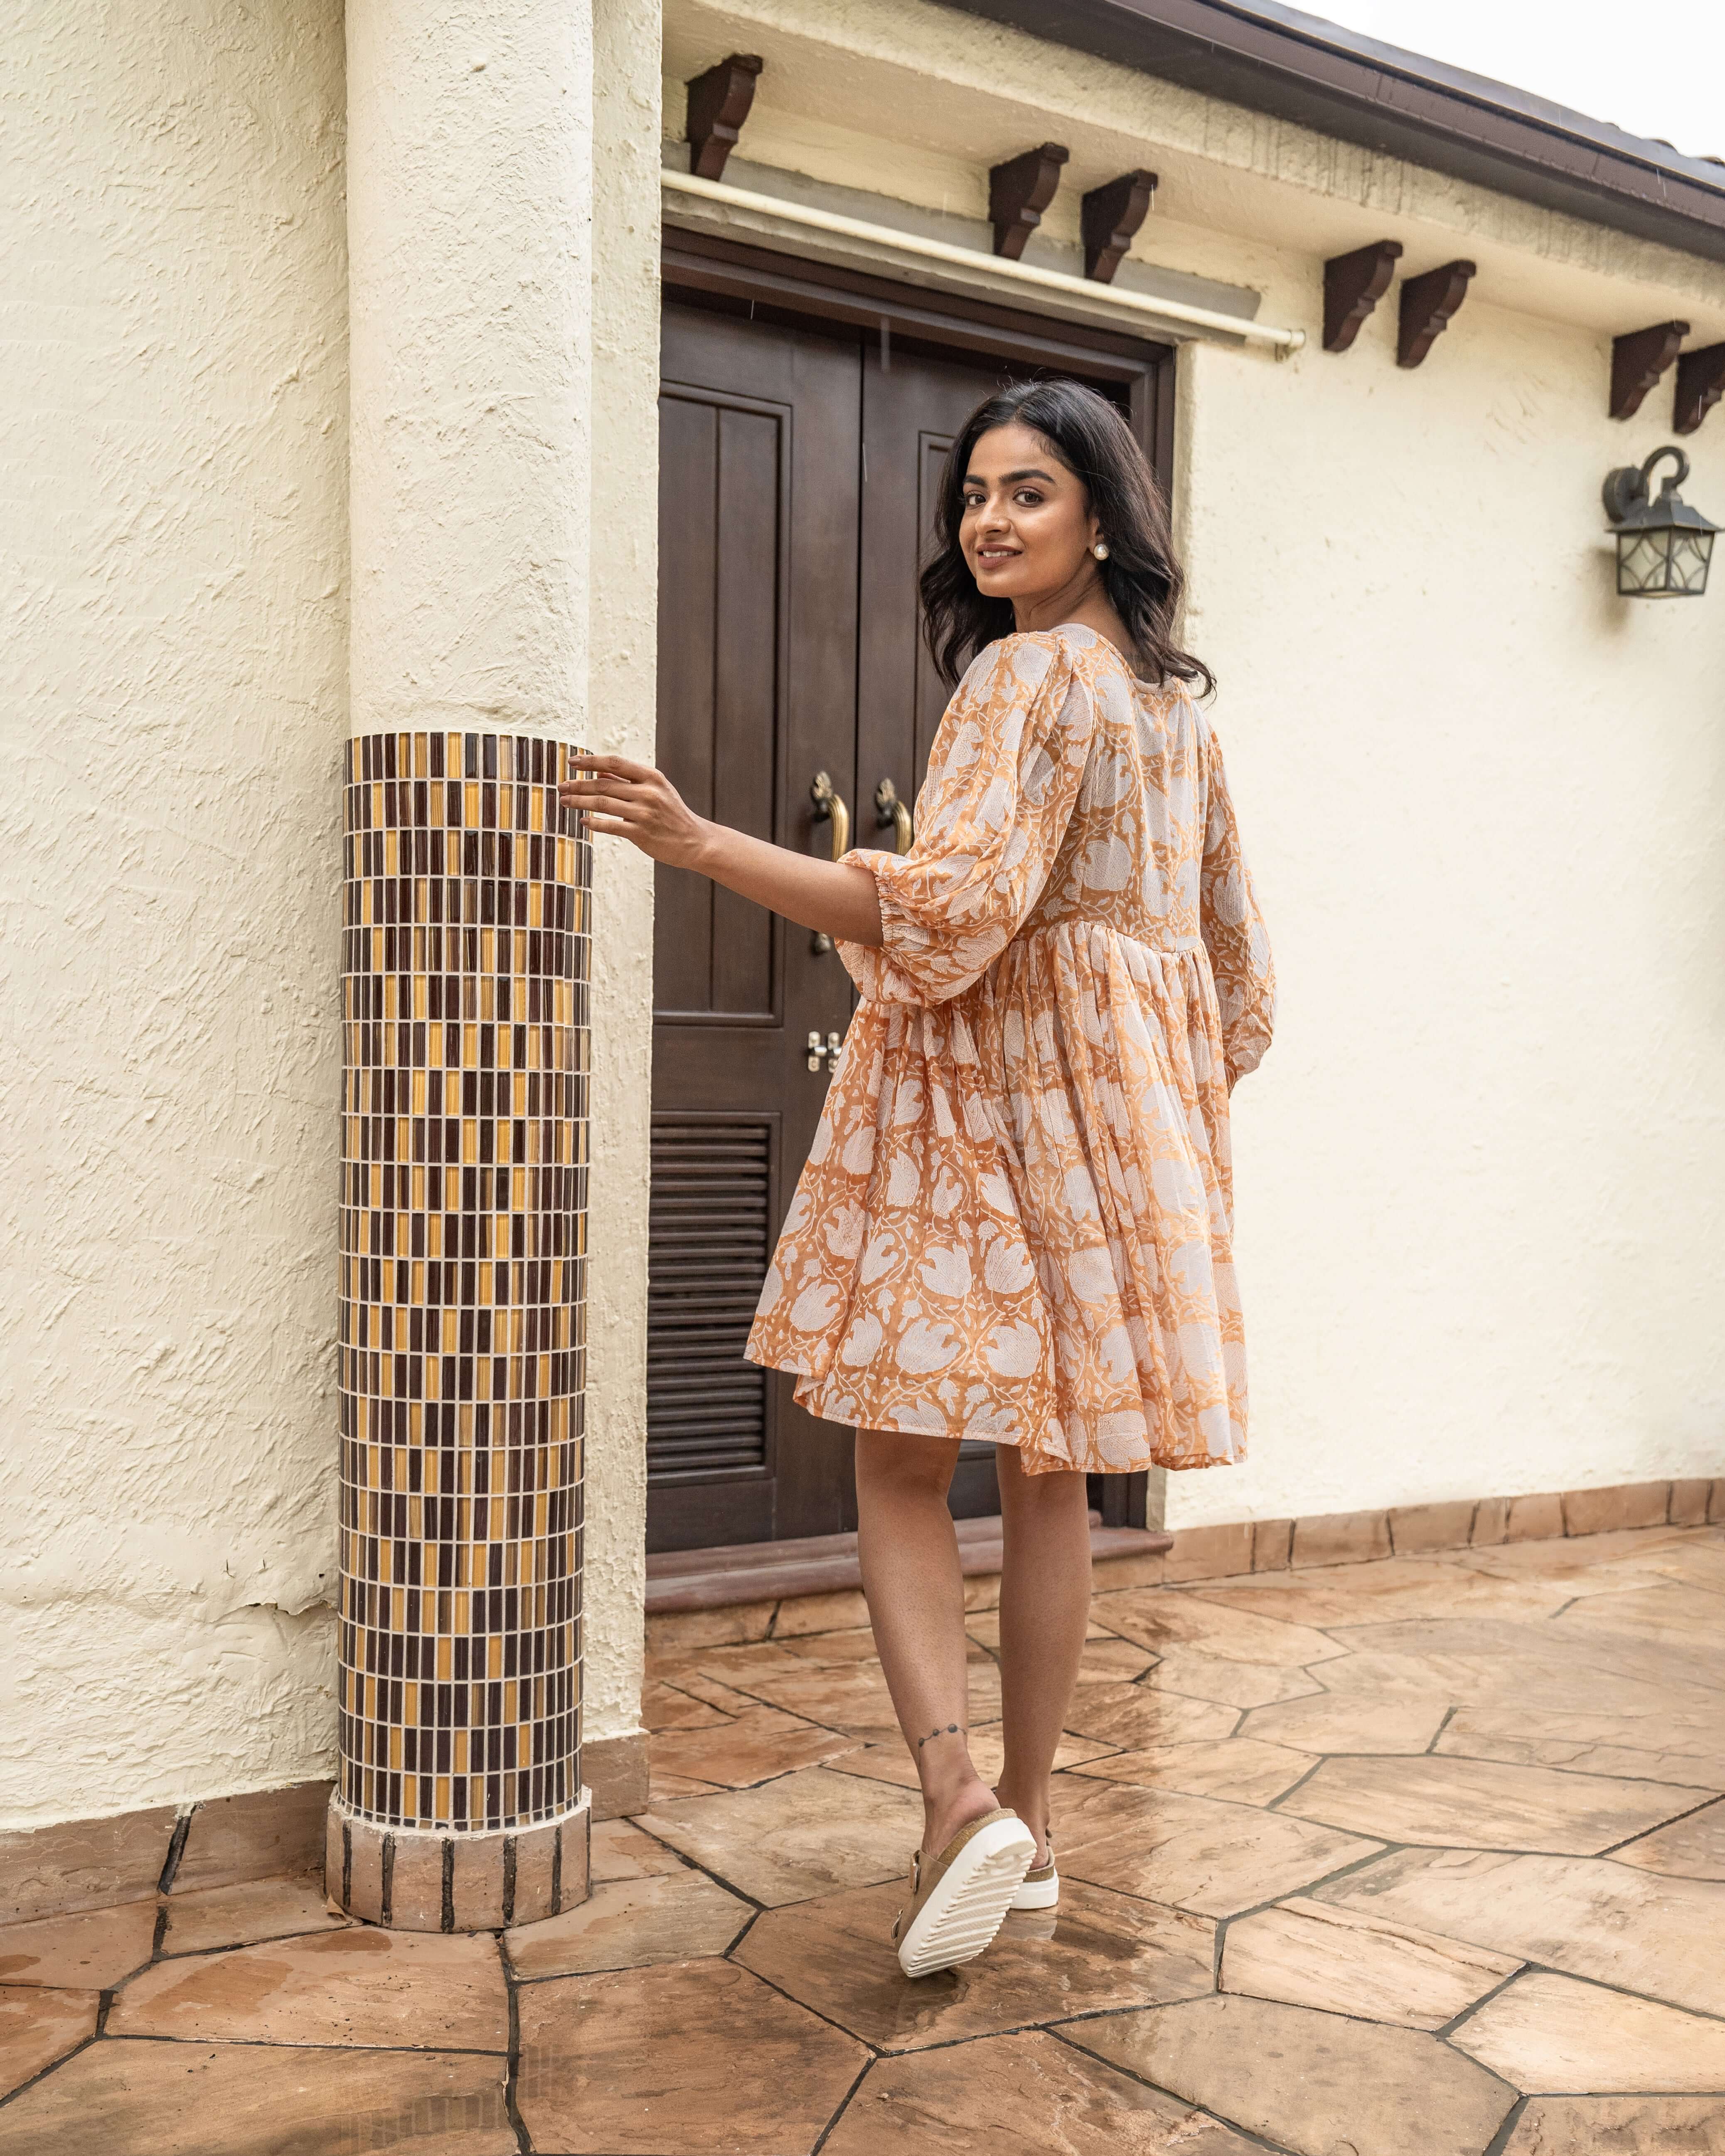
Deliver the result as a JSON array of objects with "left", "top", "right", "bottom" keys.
[{"left": 891, "top": 1807, "right": 1036, "bottom": 1978}]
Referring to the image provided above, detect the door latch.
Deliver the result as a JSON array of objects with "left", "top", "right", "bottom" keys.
[{"left": 806, "top": 1029, "right": 843, "bottom": 1074}]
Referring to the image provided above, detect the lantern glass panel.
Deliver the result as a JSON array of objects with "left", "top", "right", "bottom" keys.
[
  {"left": 1616, "top": 530, "right": 1671, "bottom": 596},
  {"left": 1671, "top": 530, "right": 1714, "bottom": 596}
]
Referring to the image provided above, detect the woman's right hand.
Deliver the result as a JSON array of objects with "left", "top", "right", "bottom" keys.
[{"left": 559, "top": 756, "right": 713, "bottom": 871}]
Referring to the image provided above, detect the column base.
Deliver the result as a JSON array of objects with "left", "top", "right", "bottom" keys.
[{"left": 325, "top": 1792, "right": 591, "bottom": 1932}]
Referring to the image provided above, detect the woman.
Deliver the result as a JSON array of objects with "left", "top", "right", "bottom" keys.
[{"left": 562, "top": 377, "right": 1274, "bottom": 1979}]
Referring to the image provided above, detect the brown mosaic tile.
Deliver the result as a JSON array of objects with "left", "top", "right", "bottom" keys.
[
  {"left": 0, "top": 1984, "right": 97, "bottom": 2100},
  {"left": 822, "top": 2029, "right": 1263, "bottom": 2154},
  {"left": 1669, "top": 1480, "right": 1713, "bottom": 1527},
  {"left": 734, "top": 1876, "right": 1212, "bottom": 2049},
  {"left": 1290, "top": 1508, "right": 1390, "bottom": 1568},
  {"left": 1562, "top": 1482, "right": 1671, "bottom": 1536},
  {"left": 171, "top": 1783, "right": 330, "bottom": 1894},
  {"left": 1220, "top": 1894, "right": 1521, "bottom": 2030},
  {"left": 506, "top": 1865, "right": 749, "bottom": 1979},
  {"left": 1452, "top": 1970, "right": 1725, "bottom": 2093},
  {"left": 0, "top": 1805, "right": 177, "bottom": 1925},
  {"left": 1709, "top": 1480, "right": 1725, "bottom": 1525},
  {"left": 0, "top": 2038, "right": 516, "bottom": 2155},
  {"left": 1388, "top": 1500, "right": 1478, "bottom": 1555},
  {"left": 1068, "top": 1736, "right": 1310, "bottom": 1805},
  {"left": 638, "top": 1764, "right": 923, "bottom": 1907},
  {"left": 647, "top": 1704, "right": 858, "bottom": 1787},
  {"left": 0, "top": 1898, "right": 157, "bottom": 1988},
  {"left": 160, "top": 1875, "right": 351, "bottom": 1957},
  {"left": 1251, "top": 1517, "right": 1294, "bottom": 1571},
  {"left": 1282, "top": 1753, "right": 1703, "bottom": 1854},
  {"left": 1316, "top": 1848, "right": 1725, "bottom": 2017},
  {"left": 337, "top": 732, "right": 590, "bottom": 1840},
  {"left": 1069, "top": 1995, "right": 1517, "bottom": 2156},
  {"left": 110, "top": 1927, "right": 508, "bottom": 2050},
  {"left": 516, "top": 1958, "right": 866, "bottom": 2155},
  {"left": 1612, "top": 1797, "right": 1725, "bottom": 1880},
  {"left": 1501, "top": 2095, "right": 1725, "bottom": 2153}
]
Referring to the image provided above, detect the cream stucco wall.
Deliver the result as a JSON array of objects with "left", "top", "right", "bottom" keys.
[
  {"left": 2, "top": 0, "right": 348, "bottom": 1827},
  {"left": 664, "top": 0, "right": 1725, "bottom": 1533}
]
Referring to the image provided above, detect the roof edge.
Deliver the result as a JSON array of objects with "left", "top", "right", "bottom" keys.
[{"left": 946, "top": 0, "right": 1725, "bottom": 270}]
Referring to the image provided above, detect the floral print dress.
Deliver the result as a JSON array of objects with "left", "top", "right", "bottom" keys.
[{"left": 746, "top": 624, "right": 1275, "bottom": 1475}]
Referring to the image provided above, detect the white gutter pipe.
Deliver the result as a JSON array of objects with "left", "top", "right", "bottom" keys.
[{"left": 662, "top": 167, "right": 1307, "bottom": 356}]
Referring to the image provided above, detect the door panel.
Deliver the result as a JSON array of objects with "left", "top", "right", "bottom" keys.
[
  {"left": 650, "top": 299, "right": 1159, "bottom": 1550},
  {"left": 648, "top": 304, "right": 861, "bottom": 1552}
]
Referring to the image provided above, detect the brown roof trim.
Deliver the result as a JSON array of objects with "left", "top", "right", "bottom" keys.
[{"left": 948, "top": 0, "right": 1725, "bottom": 267}]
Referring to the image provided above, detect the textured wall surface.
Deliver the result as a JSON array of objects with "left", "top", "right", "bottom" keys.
[
  {"left": 665, "top": 0, "right": 1725, "bottom": 1530},
  {"left": 580, "top": 0, "right": 661, "bottom": 1754},
  {"left": 0, "top": 0, "right": 349, "bottom": 1827}
]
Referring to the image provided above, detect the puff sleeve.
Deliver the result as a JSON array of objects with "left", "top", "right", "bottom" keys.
[
  {"left": 1198, "top": 719, "right": 1275, "bottom": 1082},
  {"left": 837, "top": 632, "right": 1096, "bottom": 1006}
]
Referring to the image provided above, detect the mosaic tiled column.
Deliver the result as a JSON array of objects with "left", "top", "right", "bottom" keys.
[{"left": 326, "top": 730, "right": 591, "bottom": 1931}]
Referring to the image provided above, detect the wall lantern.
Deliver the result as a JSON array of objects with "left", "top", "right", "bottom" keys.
[{"left": 1602, "top": 445, "right": 1718, "bottom": 597}]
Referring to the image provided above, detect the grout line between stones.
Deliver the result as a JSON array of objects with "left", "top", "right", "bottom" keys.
[
  {"left": 808, "top": 2052, "right": 876, "bottom": 2154},
  {"left": 156, "top": 1809, "right": 195, "bottom": 1896},
  {"left": 1481, "top": 2094, "right": 1529, "bottom": 2156},
  {"left": 503, "top": 1977, "right": 532, "bottom": 2154}
]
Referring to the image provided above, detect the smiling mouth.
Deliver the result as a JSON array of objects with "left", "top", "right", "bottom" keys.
[{"left": 974, "top": 548, "right": 1021, "bottom": 564}]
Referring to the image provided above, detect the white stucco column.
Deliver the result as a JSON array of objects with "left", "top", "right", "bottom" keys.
[
  {"left": 334, "top": 0, "right": 596, "bottom": 1930},
  {"left": 348, "top": 0, "right": 591, "bottom": 738}
]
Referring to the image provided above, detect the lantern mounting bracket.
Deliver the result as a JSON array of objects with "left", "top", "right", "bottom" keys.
[{"left": 1602, "top": 444, "right": 1689, "bottom": 524}]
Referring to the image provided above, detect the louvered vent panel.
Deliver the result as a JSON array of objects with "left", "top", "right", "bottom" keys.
[{"left": 647, "top": 1119, "right": 773, "bottom": 1477}]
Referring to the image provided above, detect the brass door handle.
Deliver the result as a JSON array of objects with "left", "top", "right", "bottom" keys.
[
  {"left": 810, "top": 772, "right": 850, "bottom": 860},
  {"left": 875, "top": 777, "right": 913, "bottom": 855}
]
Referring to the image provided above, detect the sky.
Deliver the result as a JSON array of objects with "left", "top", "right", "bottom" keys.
[{"left": 1305, "top": 0, "right": 1725, "bottom": 162}]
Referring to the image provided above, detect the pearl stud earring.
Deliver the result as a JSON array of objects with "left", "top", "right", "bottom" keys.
[{"left": 1092, "top": 541, "right": 1110, "bottom": 560}]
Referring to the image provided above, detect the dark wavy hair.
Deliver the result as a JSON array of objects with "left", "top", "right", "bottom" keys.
[{"left": 919, "top": 376, "right": 1212, "bottom": 697}]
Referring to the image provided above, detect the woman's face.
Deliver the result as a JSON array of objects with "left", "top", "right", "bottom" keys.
[{"left": 958, "top": 422, "right": 1102, "bottom": 605}]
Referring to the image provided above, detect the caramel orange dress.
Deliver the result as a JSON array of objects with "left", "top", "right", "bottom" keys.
[{"left": 746, "top": 624, "right": 1275, "bottom": 1475}]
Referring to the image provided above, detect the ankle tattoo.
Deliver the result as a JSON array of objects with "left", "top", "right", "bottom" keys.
[{"left": 916, "top": 1722, "right": 962, "bottom": 1750}]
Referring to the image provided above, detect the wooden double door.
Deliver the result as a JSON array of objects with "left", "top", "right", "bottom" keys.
[{"left": 647, "top": 266, "right": 1169, "bottom": 1553}]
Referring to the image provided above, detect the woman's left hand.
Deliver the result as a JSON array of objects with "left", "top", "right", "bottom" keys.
[{"left": 559, "top": 755, "right": 711, "bottom": 870}]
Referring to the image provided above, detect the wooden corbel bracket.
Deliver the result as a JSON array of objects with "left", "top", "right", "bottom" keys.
[
  {"left": 686, "top": 52, "right": 763, "bottom": 182},
  {"left": 1609, "top": 320, "right": 1690, "bottom": 420},
  {"left": 1323, "top": 239, "right": 1403, "bottom": 353},
  {"left": 1397, "top": 260, "right": 1476, "bottom": 368},
  {"left": 1675, "top": 342, "right": 1725, "bottom": 435},
  {"left": 1081, "top": 170, "right": 1158, "bottom": 283},
  {"left": 989, "top": 142, "right": 1070, "bottom": 261}
]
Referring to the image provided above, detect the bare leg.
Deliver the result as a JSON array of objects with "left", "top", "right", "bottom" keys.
[
  {"left": 991, "top": 1445, "right": 1092, "bottom": 1866},
  {"left": 854, "top": 1429, "right": 998, "bottom": 1856}
]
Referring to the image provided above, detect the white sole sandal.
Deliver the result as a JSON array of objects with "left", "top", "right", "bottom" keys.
[
  {"left": 892, "top": 1807, "right": 1037, "bottom": 1979},
  {"left": 1010, "top": 1824, "right": 1058, "bottom": 1910}
]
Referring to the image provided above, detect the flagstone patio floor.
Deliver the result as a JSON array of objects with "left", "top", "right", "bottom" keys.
[{"left": 2, "top": 1521, "right": 1723, "bottom": 2154}]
